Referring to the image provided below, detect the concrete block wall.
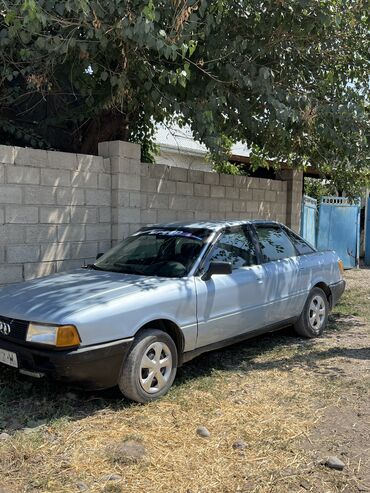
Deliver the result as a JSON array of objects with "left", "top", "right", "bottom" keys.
[
  {"left": 0, "top": 141, "right": 302, "bottom": 286},
  {"left": 98, "top": 141, "right": 299, "bottom": 245},
  {"left": 0, "top": 145, "right": 112, "bottom": 285}
]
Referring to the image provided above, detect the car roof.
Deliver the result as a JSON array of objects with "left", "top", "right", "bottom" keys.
[{"left": 147, "top": 219, "right": 283, "bottom": 232}]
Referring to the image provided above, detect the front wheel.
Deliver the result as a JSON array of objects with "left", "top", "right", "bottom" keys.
[
  {"left": 118, "top": 329, "right": 178, "bottom": 403},
  {"left": 294, "top": 287, "right": 329, "bottom": 338}
]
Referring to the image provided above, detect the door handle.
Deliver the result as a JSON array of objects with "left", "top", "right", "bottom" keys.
[{"left": 256, "top": 277, "right": 263, "bottom": 283}]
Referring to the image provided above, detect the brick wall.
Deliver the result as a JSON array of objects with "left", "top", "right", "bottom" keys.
[{"left": 0, "top": 141, "right": 302, "bottom": 286}]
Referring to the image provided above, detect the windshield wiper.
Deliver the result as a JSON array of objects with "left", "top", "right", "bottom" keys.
[{"left": 83, "top": 264, "right": 106, "bottom": 271}]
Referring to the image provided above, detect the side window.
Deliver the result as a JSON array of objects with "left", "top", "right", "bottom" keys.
[
  {"left": 255, "top": 226, "right": 296, "bottom": 262},
  {"left": 207, "top": 228, "right": 257, "bottom": 269},
  {"left": 287, "top": 230, "right": 315, "bottom": 255}
]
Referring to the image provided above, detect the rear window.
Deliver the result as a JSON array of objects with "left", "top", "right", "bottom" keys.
[
  {"left": 255, "top": 226, "right": 296, "bottom": 262},
  {"left": 287, "top": 231, "right": 316, "bottom": 255}
]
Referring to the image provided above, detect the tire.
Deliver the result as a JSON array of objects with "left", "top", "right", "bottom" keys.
[
  {"left": 294, "top": 287, "right": 329, "bottom": 338},
  {"left": 118, "top": 329, "right": 178, "bottom": 403}
]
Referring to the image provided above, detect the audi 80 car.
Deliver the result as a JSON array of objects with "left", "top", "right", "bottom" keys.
[{"left": 0, "top": 220, "right": 345, "bottom": 403}]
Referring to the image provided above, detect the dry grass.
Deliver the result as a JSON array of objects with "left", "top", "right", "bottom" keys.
[{"left": 0, "top": 269, "right": 368, "bottom": 493}]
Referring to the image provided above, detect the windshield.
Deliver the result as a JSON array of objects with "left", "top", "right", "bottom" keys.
[{"left": 93, "top": 227, "right": 212, "bottom": 277}]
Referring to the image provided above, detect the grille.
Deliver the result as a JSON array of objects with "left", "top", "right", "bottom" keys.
[{"left": 0, "top": 315, "right": 29, "bottom": 342}]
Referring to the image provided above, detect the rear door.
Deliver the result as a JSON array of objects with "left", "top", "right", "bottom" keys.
[
  {"left": 252, "top": 224, "right": 303, "bottom": 325},
  {"left": 195, "top": 226, "right": 266, "bottom": 348}
]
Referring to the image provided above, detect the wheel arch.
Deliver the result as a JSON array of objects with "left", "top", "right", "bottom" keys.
[
  {"left": 313, "top": 282, "right": 332, "bottom": 308},
  {"left": 135, "top": 319, "right": 185, "bottom": 356}
]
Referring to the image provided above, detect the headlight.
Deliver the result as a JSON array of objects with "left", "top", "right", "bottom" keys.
[{"left": 27, "top": 323, "right": 81, "bottom": 348}]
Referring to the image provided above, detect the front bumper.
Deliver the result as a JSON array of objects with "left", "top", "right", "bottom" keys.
[
  {"left": 0, "top": 337, "right": 133, "bottom": 390},
  {"left": 330, "top": 280, "right": 346, "bottom": 308}
]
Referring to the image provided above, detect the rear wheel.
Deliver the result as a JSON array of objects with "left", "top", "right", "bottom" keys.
[
  {"left": 118, "top": 329, "right": 178, "bottom": 403},
  {"left": 294, "top": 287, "right": 329, "bottom": 338}
]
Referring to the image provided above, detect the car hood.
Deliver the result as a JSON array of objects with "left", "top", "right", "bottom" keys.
[{"left": 0, "top": 269, "right": 172, "bottom": 323}]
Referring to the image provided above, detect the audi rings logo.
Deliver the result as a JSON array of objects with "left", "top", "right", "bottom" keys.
[{"left": 0, "top": 321, "right": 11, "bottom": 336}]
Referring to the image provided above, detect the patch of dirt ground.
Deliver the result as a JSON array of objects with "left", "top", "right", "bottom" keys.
[{"left": 0, "top": 269, "right": 369, "bottom": 493}]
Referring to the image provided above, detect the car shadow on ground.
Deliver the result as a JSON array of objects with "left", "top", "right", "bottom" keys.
[{"left": 0, "top": 315, "right": 368, "bottom": 433}]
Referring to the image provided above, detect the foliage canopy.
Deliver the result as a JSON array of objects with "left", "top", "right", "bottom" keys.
[{"left": 0, "top": 0, "right": 368, "bottom": 188}]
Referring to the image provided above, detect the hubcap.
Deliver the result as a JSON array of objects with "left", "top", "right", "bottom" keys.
[
  {"left": 308, "top": 295, "right": 326, "bottom": 332},
  {"left": 139, "top": 342, "right": 172, "bottom": 394}
]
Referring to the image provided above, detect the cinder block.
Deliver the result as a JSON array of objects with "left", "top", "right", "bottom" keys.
[
  {"left": 234, "top": 175, "right": 249, "bottom": 187},
  {"left": 194, "top": 184, "right": 210, "bottom": 197},
  {"left": 219, "top": 174, "right": 234, "bottom": 187},
  {"left": 0, "top": 206, "right": 4, "bottom": 224},
  {"left": 141, "top": 177, "right": 159, "bottom": 193},
  {"left": 57, "top": 225, "right": 85, "bottom": 242},
  {"left": 218, "top": 199, "right": 233, "bottom": 212},
  {"left": 265, "top": 190, "right": 277, "bottom": 202},
  {"left": 156, "top": 179, "right": 176, "bottom": 194},
  {"left": 252, "top": 189, "right": 265, "bottom": 202},
  {"left": 188, "top": 170, "right": 204, "bottom": 184},
  {"left": 56, "top": 259, "right": 84, "bottom": 272},
  {"left": 0, "top": 264, "right": 23, "bottom": 283},
  {"left": 6, "top": 205, "right": 38, "bottom": 224},
  {"left": 99, "top": 207, "right": 111, "bottom": 223},
  {"left": 98, "top": 240, "right": 112, "bottom": 253},
  {"left": 71, "top": 171, "right": 98, "bottom": 188},
  {"left": 194, "top": 211, "right": 210, "bottom": 220},
  {"left": 47, "top": 150, "right": 78, "bottom": 170},
  {"left": 98, "top": 173, "right": 111, "bottom": 190},
  {"left": 108, "top": 141, "right": 141, "bottom": 160},
  {"left": 116, "top": 173, "right": 140, "bottom": 191},
  {"left": 26, "top": 225, "right": 58, "bottom": 243},
  {"left": 97, "top": 141, "right": 109, "bottom": 158},
  {"left": 77, "top": 154, "right": 105, "bottom": 173},
  {"left": 0, "top": 224, "right": 24, "bottom": 244},
  {"left": 146, "top": 194, "right": 169, "bottom": 209},
  {"left": 204, "top": 172, "right": 220, "bottom": 185},
  {"left": 40, "top": 206, "right": 70, "bottom": 224},
  {"left": 0, "top": 186, "right": 22, "bottom": 204},
  {"left": 176, "top": 182, "right": 193, "bottom": 196},
  {"left": 150, "top": 164, "right": 170, "bottom": 180},
  {"left": 140, "top": 163, "right": 150, "bottom": 177},
  {"left": 233, "top": 200, "right": 249, "bottom": 212},
  {"left": 86, "top": 189, "right": 111, "bottom": 206},
  {"left": 0, "top": 145, "right": 15, "bottom": 165},
  {"left": 70, "top": 206, "right": 97, "bottom": 224},
  {"left": 141, "top": 209, "right": 157, "bottom": 224},
  {"left": 7, "top": 165, "right": 40, "bottom": 185},
  {"left": 189, "top": 197, "right": 205, "bottom": 211},
  {"left": 40, "top": 243, "right": 70, "bottom": 261},
  {"left": 168, "top": 167, "right": 188, "bottom": 182},
  {"left": 7, "top": 245, "right": 40, "bottom": 263},
  {"left": 178, "top": 211, "right": 195, "bottom": 221},
  {"left": 86, "top": 224, "right": 111, "bottom": 241},
  {"left": 225, "top": 187, "right": 239, "bottom": 199},
  {"left": 129, "top": 192, "right": 141, "bottom": 208},
  {"left": 116, "top": 191, "right": 130, "bottom": 207},
  {"left": 0, "top": 165, "right": 4, "bottom": 183},
  {"left": 239, "top": 189, "right": 253, "bottom": 200},
  {"left": 24, "top": 261, "right": 56, "bottom": 280},
  {"left": 24, "top": 186, "right": 56, "bottom": 205},
  {"left": 120, "top": 208, "right": 141, "bottom": 224},
  {"left": 70, "top": 241, "right": 99, "bottom": 259},
  {"left": 56, "top": 188, "right": 85, "bottom": 206},
  {"left": 41, "top": 168, "right": 70, "bottom": 187},
  {"left": 157, "top": 210, "right": 177, "bottom": 223},
  {"left": 15, "top": 147, "right": 48, "bottom": 167},
  {"left": 210, "top": 186, "right": 225, "bottom": 198},
  {"left": 169, "top": 196, "right": 187, "bottom": 210}
]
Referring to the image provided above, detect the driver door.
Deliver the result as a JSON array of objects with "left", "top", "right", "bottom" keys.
[{"left": 195, "top": 226, "right": 266, "bottom": 348}]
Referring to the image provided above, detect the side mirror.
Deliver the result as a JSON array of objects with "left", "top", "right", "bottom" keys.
[
  {"left": 202, "top": 261, "right": 232, "bottom": 281},
  {"left": 96, "top": 252, "right": 104, "bottom": 260}
]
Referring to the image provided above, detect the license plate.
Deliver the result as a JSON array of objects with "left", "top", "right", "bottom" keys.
[{"left": 0, "top": 348, "right": 18, "bottom": 368}]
